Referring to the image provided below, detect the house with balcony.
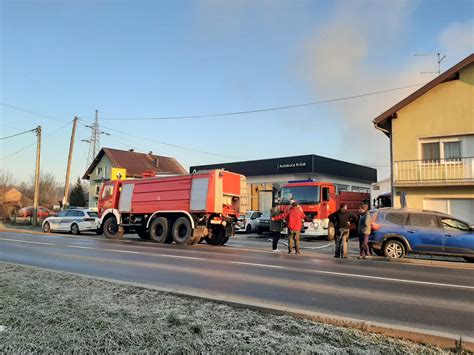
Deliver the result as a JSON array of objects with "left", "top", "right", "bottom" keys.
[
  {"left": 373, "top": 53, "right": 474, "bottom": 223},
  {"left": 83, "top": 148, "right": 187, "bottom": 208}
]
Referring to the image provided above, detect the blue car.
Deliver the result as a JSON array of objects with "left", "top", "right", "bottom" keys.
[{"left": 369, "top": 208, "right": 474, "bottom": 263}]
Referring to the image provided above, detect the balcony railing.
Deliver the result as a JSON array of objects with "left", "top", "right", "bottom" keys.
[{"left": 393, "top": 157, "right": 474, "bottom": 185}]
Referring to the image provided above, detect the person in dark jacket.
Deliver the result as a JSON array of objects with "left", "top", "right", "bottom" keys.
[
  {"left": 329, "top": 203, "right": 357, "bottom": 258},
  {"left": 270, "top": 207, "right": 284, "bottom": 252},
  {"left": 357, "top": 204, "right": 371, "bottom": 259}
]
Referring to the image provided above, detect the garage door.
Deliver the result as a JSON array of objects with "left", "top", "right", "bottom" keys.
[{"left": 423, "top": 199, "right": 474, "bottom": 223}]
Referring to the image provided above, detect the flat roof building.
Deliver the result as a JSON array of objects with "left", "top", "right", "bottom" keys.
[{"left": 190, "top": 154, "right": 377, "bottom": 212}]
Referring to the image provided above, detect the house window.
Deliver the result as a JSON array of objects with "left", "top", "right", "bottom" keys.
[
  {"left": 421, "top": 142, "right": 440, "bottom": 161},
  {"left": 444, "top": 141, "right": 461, "bottom": 161},
  {"left": 104, "top": 166, "right": 111, "bottom": 179},
  {"left": 97, "top": 167, "right": 103, "bottom": 177}
]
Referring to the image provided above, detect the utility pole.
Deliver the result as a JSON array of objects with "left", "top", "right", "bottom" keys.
[
  {"left": 32, "top": 126, "right": 42, "bottom": 226},
  {"left": 62, "top": 117, "right": 78, "bottom": 209}
]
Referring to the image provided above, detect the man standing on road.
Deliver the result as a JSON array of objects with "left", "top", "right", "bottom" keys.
[
  {"left": 270, "top": 207, "right": 284, "bottom": 252},
  {"left": 329, "top": 203, "right": 357, "bottom": 258},
  {"left": 273, "top": 199, "right": 306, "bottom": 255},
  {"left": 357, "top": 204, "right": 371, "bottom": 259}
]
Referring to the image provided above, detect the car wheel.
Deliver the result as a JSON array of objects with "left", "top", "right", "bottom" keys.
[
  {"left": 245, "top": 224, "right": 252, "bottom": 234},
  {"left": 463, "top": 257, "right": 474, "bottom": 263},
  {"left": 42, "top": 222, "right": 51, "bottom": 233},
  {"left": 383, "top": 240, "right": 405, "bottom": 258},
  {"left": 70, "top": 223, "right": 80, "bottom": 235}
]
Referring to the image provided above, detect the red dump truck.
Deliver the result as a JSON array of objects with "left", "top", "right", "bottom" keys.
[
  {"left": 277, "top": 180, "right": 370, "bottom": 240},
  {"left": 97, "top": 170, "right": 246, "bottom": 245}
]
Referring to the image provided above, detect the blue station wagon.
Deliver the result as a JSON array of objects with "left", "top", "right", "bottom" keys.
[{"left": 369, "top": 208, "right": 474, "bottom": 263}]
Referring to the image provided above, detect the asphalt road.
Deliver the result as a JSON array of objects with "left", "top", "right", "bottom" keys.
[{"left": 1, "top": 230, "right": 473, "bottom": 340}]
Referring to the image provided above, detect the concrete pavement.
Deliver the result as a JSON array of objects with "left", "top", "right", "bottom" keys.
[{"left": 0, "top": 230, "right": 473, "bottom": 347}]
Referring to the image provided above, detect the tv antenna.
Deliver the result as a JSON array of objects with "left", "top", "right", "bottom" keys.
[{"left": 414, "top": 52, "right": 447, "bottom": 75}]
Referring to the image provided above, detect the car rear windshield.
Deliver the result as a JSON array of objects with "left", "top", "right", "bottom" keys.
[
  {"left": 87, "top": 212, "right": 98, "bottom": 217},
  {"left": 384, "top": 212, "right": 407, "bottom": 225}
]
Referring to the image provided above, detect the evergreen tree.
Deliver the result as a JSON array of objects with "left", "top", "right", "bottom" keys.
[{"left": 69, "top": 178, "right": 87, "bottom": 207}]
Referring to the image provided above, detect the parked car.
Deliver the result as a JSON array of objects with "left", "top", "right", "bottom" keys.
[
  {"left": 369, "top": 208, "right": 474, "bottom": 263},
  {"left": 42, "top": 208, "right": 100, "bottom": 235},
  {"left": 17, "top": 206, "right": 57, "bottom": 218},
  {"left": 235, "top": 210, "right": 262, "bottom": 233},
  {"left": 257, "top": 211, "right": 271, "bottom": 235}
]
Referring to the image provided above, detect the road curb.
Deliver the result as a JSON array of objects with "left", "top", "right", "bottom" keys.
[
  {"left": 386, "top": 256, "right": 474, "bottom": 269},
  {"left": 1, "top": 260, "right": 472, "bottom": 352}
]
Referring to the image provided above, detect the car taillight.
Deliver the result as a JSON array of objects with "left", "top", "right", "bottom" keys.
[{"left": 371, "top": 223, "right": 381, "bottom": 231}]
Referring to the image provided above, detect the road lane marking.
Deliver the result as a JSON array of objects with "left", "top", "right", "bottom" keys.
[
  {"left": 1, "top": 236, "right": 473, "bottom": 290},
  {"left": 0, "top": 237, "right": 56, "bottom": 246}
]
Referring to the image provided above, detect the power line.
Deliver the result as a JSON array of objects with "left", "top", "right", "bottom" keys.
[
  {"left": 101, "top": 125, "right": 240, "bottom": 159},
  {"left": 0, "top": 128, "right": 37, "bottom": 140},
  {"left": 83, "top": 83, "right": 426, "bottom": 121},
  {"left": 0, "top": 102, "right": 68, "bottom": 123},
  {"left": 0, "top": 121, "right": 72, "bottom": 160}
]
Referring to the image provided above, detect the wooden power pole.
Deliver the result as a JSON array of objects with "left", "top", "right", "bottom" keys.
[
  {"left": 62, "top": 117, "right": 78, "bottom": 208},
  {"left": 32, "top": 126, "right": 42, "bottom": 226}
]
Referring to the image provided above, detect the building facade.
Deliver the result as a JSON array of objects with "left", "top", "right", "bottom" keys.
[
  {"left": 190, "top": 154, "right": 377, "bottom": 212},
  {"left": 83, "top": 148, "right": 187, "bottom": 207},
  {"left": 373, "top": 54, "right": 474, "bottom": 223}
]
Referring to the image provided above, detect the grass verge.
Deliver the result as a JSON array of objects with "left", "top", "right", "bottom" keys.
[{"left": 0, "top": 263, "right": 461, "bottom": 353}]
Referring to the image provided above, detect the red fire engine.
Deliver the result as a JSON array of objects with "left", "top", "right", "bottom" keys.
[
  {"left": 277, "top": 180, "right": 370, "bottom": 240},
  {"left": 97, "top": 170, "right": 246, "bottom": 245}
]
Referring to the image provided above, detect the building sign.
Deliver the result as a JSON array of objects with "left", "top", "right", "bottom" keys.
[
  {"left": 277, "top": 162, "right": 307, "bottom": 169},
  {"left": 111, "top": 168, "right": 126, "bottom": 181}
]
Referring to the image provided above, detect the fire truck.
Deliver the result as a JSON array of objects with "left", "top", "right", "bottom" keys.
[
  {"left": 277, "top": 180, "right": 370, "bottom": 240},
  {"left": 97, "top": 170, "right": 246, "bottom": 246}
]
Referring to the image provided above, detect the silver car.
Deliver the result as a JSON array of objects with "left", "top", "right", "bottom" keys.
[{"left": 42, "top": 209, "right": 100, "bottom": 235}]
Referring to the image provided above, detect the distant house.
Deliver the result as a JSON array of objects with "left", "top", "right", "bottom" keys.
[
  {"left": 373, "top": 53, "right": 474, "bottom": 222},
  {"left": 83, "top": 148, "right": 187, "bottom": 207},
  {"left": 0, "top": 188, "right": 33, "bottom": 218}
]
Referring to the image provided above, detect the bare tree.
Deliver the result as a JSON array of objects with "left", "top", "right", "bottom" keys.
[
  {"left": 0, "top": 170, "right": 16, "bottom": 197},
  {"left": 17, "top": 172, "right": 62, "bottom": 208}
]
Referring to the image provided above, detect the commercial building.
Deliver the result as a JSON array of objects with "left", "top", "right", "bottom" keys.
[
  {"left": 190, "top": 154, "right": 377, "bottom": 212},
  {"left": 373, "top": 53, "right": 474, "bottom": 222},
  {"left": 83, "top": 148, "right": 187, "bottom": 207}
]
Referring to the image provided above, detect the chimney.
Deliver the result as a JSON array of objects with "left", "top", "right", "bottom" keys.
[{"left": 129, "top": 149, "right": 134, "bottom": 152}]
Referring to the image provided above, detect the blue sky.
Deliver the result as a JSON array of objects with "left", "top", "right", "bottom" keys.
[{"left": 1, "top": 0, "right": 473, "bottom": 184}]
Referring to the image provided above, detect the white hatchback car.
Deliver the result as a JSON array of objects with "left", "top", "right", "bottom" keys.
[
  {"left": 42, "top": 209, "right": 100, "bottom": 235},
  {"left": 235, "top": 210, "right": 263, "bottom": 233}
]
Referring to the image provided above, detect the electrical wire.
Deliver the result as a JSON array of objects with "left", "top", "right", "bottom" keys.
[
  {"left": 83, "top": 83, "right": 426, "bottom": 121},
  {"left": 100, "top": 125, "right": 241, "bottom": 159},
  {"left": 0, "top": 121, "right": 72, "bottom": 160},
  {"left": 0, "top": 102, "right": 69, "bottom": 123},
  {"left": 0, "top": 128, "right": 36, "bottom": 140}
]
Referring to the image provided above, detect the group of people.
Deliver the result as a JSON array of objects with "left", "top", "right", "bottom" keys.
[{"left": 269, "top": 199, "right": 372, "bottom": 259}]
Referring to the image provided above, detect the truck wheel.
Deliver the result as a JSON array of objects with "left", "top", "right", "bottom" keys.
[
  {"left": 150, "top": 217, "right": 172, "bottom": 243},
  {"left": 326, "top": 222, "right": 335, "bottom": 241},
  {"left": 205, "top": 227, "right": 225, "bottom": 245},
  {"left": 137, "top": 229, "right": 150, "bottom": 240},
  {"left": 172, "top": 217, "right": 193, "bottom": 245},
  {"left": 103, "top": 216, "right": 124, "bottom": 240}
]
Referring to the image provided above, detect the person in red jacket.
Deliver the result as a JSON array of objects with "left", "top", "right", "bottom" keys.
[{"left": 273, "top": 199, "right": 306, "bottom": 255}]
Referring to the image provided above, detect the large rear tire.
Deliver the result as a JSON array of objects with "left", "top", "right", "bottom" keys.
[
  {"left": 172, "top": 217, "right": 193, "bottom": 245},
  {"left": 137, "top": 229, "right": 150, "bottom": 240},
  {"left": 205, "top": 226, "right": 226, "bottom": 245},
  {"left": 150, "top": 217, "right": 172, "bottom": 244},
  {"left": 102, "top": 216, "right": 124, "bottom": 240}
]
